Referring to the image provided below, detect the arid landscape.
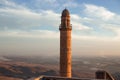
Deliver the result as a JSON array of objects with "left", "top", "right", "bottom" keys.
[
  {"left": 0, "top": 0, "right": 120, "bottom": 80},
  {"left": 0, "top": 55, "right": 120, "bottom": 80}
]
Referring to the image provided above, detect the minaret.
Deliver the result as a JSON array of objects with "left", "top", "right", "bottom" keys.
[{"left": 59, "top": 9, "right": 72, "bottom": 78}]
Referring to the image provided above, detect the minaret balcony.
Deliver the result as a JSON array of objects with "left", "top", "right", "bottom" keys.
[{"left": 59, "top": 25, "right": 72, "bottom": 31}]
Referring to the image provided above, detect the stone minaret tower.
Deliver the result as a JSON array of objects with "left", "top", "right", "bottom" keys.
[{"left": 59, "top": 9, "right": 72, "bottom": 78}]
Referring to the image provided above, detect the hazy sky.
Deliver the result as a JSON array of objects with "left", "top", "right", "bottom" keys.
[{"left": 0, "top": 0, "right": 120, "bottom": 57}]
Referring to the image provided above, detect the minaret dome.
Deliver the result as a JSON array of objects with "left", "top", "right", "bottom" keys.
[{"left": 62, "top": 8, "right": 70, "bottom": 17}]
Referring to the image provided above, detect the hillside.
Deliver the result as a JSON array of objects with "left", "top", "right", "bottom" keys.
[
  {"left": 0, "top": 56, "right": 120, "bottom": 80},
  {"left": 0, "top": 61, "right": 58, "bottom": 80},
  {"left": 0, "top": 56, "right": 95, "bottom": 80}
]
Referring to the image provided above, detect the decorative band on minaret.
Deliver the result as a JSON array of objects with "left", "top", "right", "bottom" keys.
[{"left": 59, "top": 9, "right": 72, "bottom": 78}]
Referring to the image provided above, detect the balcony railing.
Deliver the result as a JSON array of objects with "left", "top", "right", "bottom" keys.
[{"left": 59, "top": 24, "right": 72, "bottom": 30}]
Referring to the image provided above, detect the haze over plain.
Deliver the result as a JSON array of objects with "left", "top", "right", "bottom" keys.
[{"left": 0, "top": 0, "right": 120, "bottom": 57}]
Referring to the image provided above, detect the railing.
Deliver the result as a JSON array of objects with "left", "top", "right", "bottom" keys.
[
  {"left": 109, "top": 72, "right": 120, "bottom": 80},
  {"left": 37, "top": 76, "right": 107, "bottom": 80},
  {"left": 35, "top": 70, "right": 116, "bottom": 80},
  {"left": 95, "top": 70, "right": 115, "bottom": 80},
  {"left": 59, "top": 24, "right": 72, "bottom": 30}
]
